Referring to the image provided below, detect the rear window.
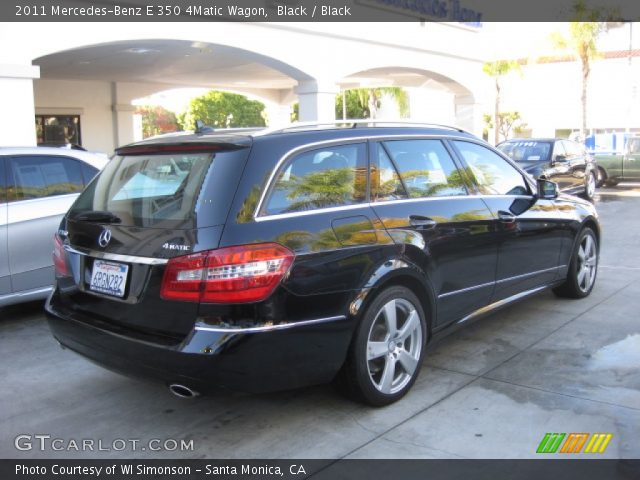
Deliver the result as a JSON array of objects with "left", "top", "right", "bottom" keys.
[
  {"left": 69, "top": 149, "right": 246, "bottom": 228},
  {"left": 497, "top": 141, "right": 552, "bottom": 162}
]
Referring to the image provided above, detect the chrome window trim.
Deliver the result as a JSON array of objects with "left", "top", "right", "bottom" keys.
[
  {"left": 253, "top": 133, "right": 480, "bottom": 220},
  {"left": 255, "top": 203, "right": 369, "bottom": 222},
  {"left": 64, "top": 245, "right": 169, "bottom": 265},
  {"left": 438, "top": 265, "right": 566, "bottom": 299},
  {"left": 194, "top": 315, "right": 347, "bottom": 333},
  {"left": 255, "top": 193, "right": 535, "bottom": 222}
]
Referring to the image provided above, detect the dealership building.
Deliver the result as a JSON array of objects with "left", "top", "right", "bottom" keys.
[{"left": 0, "top": 20, "right": 638, "bottom": 154}]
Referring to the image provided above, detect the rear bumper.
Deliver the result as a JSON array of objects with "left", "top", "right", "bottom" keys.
[{"left": 45, "top": 291, "right": 354, "bottom": 394}]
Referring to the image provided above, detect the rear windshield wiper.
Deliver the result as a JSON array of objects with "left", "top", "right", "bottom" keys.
[{"left": 70, "top": 211, "right": 122, "bottom": 224}]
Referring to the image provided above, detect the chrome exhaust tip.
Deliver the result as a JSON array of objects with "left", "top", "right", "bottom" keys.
[{"left": 168, "top": 383, "right": 200, "bottom": 399}]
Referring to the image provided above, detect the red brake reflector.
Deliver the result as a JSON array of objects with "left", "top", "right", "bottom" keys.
[
  {"left": 160, "top": 243, "right": 294, "bottom": 303},
  {"left": 53, "top": 233, "right": 70, "bottom": 277}
]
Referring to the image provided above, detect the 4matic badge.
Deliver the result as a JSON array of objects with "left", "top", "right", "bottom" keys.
[{"left": 162, "top": 243, "right": 190, "bottom": 252}]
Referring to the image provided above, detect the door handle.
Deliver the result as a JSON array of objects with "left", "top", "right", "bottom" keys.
[
  {"left": 498, "top": 211, "right": 516, "bottom": 223},
  {"left": 409, "top": 215, "right": 437, "bottom": 229}
]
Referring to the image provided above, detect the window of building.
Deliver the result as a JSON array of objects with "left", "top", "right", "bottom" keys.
[
  {"left": 382, "top": 140, "right": 467, "bottom": 198},
  {"left": 35, "top": 115, "right": 81, "bottom": 146},
  {"left": 264, "top": 143, "right": 367, "bottom": 215},
  {"left": 453, "top": 141, "right": 529, "bottom": 196},
  {"left": 8, "top": 156, "right": 87, "bottom": 201}
]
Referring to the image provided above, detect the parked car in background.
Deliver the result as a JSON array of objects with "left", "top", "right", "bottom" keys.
[
  {"left": 37, "top": 142, "right": 88, "bottom": 151},
  {"left": 0, "top": 147, "right": 108, "bottom": 307},
  {"left": 46, "top": 122, "right": 600, "bottom": 406},
  {"left": 497, "top": 138, "right": 597, "bottom": 200},
  {"left": 592, "top": 136, "right": 640, "bottom": 186}
]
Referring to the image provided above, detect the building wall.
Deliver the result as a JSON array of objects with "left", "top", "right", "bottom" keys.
[
  {"left": 34, "top": 79, "right": 115, "bottom": 154},
  {"left": 0, "top": 21, "right": 489, "bottom": 150},
  {"left": 499, "top": 56, "right": 640, "bottom": 139}
]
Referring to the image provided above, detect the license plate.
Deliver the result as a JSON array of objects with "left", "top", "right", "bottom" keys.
[{"left": 89, "top": 260, "right": 129, "bottom": 298}]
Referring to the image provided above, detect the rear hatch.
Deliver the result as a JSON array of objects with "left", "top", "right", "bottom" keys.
[{"left": 53, "top": 140, "right": 251, "bottom": 342}]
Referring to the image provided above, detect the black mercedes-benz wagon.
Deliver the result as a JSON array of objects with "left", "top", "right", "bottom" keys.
[{"left": 46, "top": 122, "right": 600, "bottom": 406}]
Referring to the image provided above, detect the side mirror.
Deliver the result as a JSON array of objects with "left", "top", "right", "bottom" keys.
[
  {"left": 537, "top": 178, "right": 558, "bottom": 200},
  {"left": 553, "top": 154, "right": 567, "bottom": 164}
]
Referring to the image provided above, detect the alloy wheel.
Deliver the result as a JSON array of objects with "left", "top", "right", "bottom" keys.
[
  {"left": 366, "top": 298, "right": 422, "bottom": 395},
  {"left": 586, "top": 173, "right": 596, "bottom": 199},
  {"left": 577, "top": 233, "right": 597, "bottom": 293}
]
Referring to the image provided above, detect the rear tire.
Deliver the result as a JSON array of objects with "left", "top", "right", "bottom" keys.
[
  {"left": 553, "top": 227, "right": 598, "bottom": 299},
  {"left": 338, "top": 286, "right": 427, "bottom": 406},
  {"left": 605, "top": 178, "right": 619, "bottom": 187}
]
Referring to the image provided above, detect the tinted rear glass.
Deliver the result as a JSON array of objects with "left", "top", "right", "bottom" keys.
[
  {"left": 497, "top": 141, "right": 552, "bottom": 162},
  {"left": 69, "top": 149, "right": 247, "bottom": 228}
]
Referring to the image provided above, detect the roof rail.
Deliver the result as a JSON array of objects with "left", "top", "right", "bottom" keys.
[{"left": 256, "top": 119, "right": 470, "bottom": 136}]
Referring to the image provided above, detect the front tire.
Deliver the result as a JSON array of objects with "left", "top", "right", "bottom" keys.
[
  {"left": 595, "top": 167, "right": 606, "bottom": 188},
  {"left": 339, "top": 286, "right": 427, "bottom": 406},
  {"left": 583, "top": 171, "right": 596, "bottom": 200},
  {"left": 553, "top": 227, "right": 598, "bottom": 299}
]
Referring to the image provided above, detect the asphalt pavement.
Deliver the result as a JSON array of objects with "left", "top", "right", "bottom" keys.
[{"left": 1, "top": 185, "right": 639, "bottom": 459}]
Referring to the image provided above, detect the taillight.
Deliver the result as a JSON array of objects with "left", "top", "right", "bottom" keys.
[
  {"left": 53, "top": 233, "right": 70, "bottom": 277},
  {"left": 160, "top": 243, "right": 294, "bottom": 303}
]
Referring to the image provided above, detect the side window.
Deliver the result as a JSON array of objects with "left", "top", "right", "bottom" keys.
[
  {"left": 562, "top": 140, "right": 579, "bottom": 157},
  {"left": 553, "top": 141, "right": 566, "bottom": 160},
  {"left": 9, "top": 155, "right": 85, "bottom": 202},
  {"left": 371, "top": 145, "right": 407, "bottom": 202},
  {"left": 80, "top": 162, "right": 99, "bottom": 185},
  {"left": 0, "top": 157, "right": 6, "bottom": 203},
  {"left": 453, "top": 141, "right": 529, "bottom": 196},
  {"left": 382, "top": 139, "right": 467, "bottom": 198},
  {"left": 264, "top": 143, "right": 366, "bottom": 215}
]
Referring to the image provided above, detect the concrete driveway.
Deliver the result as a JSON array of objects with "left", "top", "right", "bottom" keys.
[{"left": 1, "top": 186, "right": 639, "bottom": 460}]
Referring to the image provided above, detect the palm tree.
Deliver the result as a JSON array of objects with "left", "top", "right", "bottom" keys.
[
  {"left": 337, "top": 87, "right": 409, "bottom": 119},
  {"left": 551, "top": 21, "right": 606, "bottom": 139},
  {"left": 482, "top": 60, "right": 520, "bottom": 145}
]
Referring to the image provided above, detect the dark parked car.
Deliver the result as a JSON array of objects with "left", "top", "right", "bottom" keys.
[
  {"left": 46, "top": 123, "right": 600, "bottom": 406},
  {"left": 497, "top": 138, "right": 597, "bottom": 200}
]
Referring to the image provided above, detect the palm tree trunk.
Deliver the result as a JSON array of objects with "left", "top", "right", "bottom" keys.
[
  {"left": 368, "top": 89, "right": 377, "bottom": 119},
  {"left": 581, "top": 57, "right": 590, "bottom": 138}
]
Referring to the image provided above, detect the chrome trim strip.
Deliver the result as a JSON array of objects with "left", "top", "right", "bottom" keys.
[
  {"left": 438, "top": 265, "right": 566, "bottom": 299},
  {"left": 194, "top": 315, "right": 347, "bottom": 333},
  {"left": 253, "top": 133, "right": 478, "bottom": 219},
  {"left": 496, "top": 265, "right": 566, "bottom": 285},
  {"left": 438, "top": 281, "right": 495, "bottom": 299},
  {"left": 455, "top": 285, "right": 549, "bottom": 325},
  {"left": 64, "top": 245, "right": 168, "bottom": 265}
]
